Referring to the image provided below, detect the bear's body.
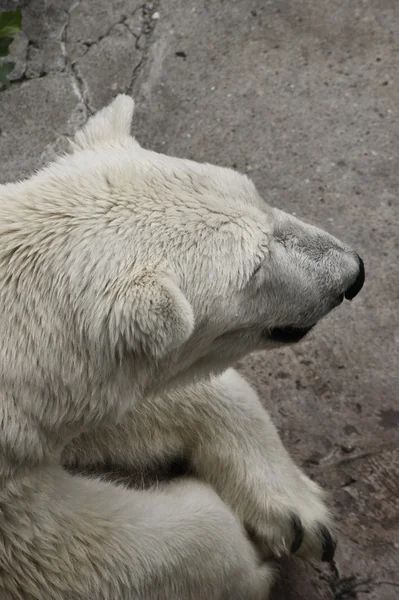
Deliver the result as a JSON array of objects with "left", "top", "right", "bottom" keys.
[{"left": 0, "top": 96, "right": 363, "bottom": 599}]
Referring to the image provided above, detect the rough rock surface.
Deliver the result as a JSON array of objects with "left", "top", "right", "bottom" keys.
[{"left": 1, "top": 1, "right": 398, "bottom": 598}]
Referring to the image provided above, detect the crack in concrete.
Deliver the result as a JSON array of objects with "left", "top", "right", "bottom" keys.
[
  {"left": 0, "top": 0, "right": 162, "bottom": 180},
  {"left": 5, "top": 72, "right": 47, "bottom": 85},
  {"left": 71, "top": 5, "right": 143, "bottom": 63},
  {"left": 1, "top": 0, "right": 160, "bottom": 110},
  {"left": 61, "top": 1, "right": 160, "bottom": 118},
  {"left": 60, "top": 0, "right": 94, "bottom": 118},
  {"left": 69, "top": 61, "right": 94, "bottom": 117},
  {"left": 127, "top": 1, "right": 161, "bottom": 95}
]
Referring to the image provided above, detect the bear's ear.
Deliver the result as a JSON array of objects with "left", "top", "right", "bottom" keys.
[
  {"left": 72, "top": 95, "right": 135, "bottom": 151},
  {"left": 106, "top": 270, "right": 195, "bottom": 360}
]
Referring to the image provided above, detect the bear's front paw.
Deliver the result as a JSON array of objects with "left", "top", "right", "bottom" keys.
[{"left": 246, "top": 469, "right": 336, "bottom": 563}]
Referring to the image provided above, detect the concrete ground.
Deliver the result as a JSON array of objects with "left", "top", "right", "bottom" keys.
[{"left": 1, "top": 0, "right": 398, "bottom": 598}]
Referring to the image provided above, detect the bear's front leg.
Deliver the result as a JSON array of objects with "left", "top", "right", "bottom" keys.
[
  {"left": 63, "top": 368, "right": 336, "bottom": 562},
  {"left": 181, "top": 369, "right": 336, "bottom": 562}
]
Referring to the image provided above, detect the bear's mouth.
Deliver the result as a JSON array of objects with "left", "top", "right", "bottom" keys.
[{"left": 269, "top": 325, "right": 315, "bottom": 344}]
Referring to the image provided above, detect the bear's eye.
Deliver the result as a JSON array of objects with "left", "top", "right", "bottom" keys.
[
  {"left": 250, "top": 245, "right": 269, "bottom": 280},
  {"left": 252, "top": 263, "right": 263, "bottom": 277}
]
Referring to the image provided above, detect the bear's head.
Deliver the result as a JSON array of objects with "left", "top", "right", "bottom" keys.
[
  {"left": 0, "top": 95, "right": 364, "bottom": 453},
  {"left": 69, "top": 96, "right": 364, "bottom": 384}
]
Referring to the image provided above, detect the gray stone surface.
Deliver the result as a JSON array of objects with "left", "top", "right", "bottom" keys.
[{"left": 0, "top": 0, "right": 398, "bottom": 598}]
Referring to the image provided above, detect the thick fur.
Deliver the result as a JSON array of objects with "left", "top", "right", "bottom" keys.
[{"left": 0, "top": 96, "right": 363, "bottom": 599}]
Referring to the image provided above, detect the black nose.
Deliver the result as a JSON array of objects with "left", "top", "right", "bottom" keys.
[{"left": 345, "top": 257, "right": 365, "bottom": 300}]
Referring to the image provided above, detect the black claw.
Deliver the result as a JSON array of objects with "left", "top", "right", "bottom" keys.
[
  {"left": 321, "top": 526, "right": 337, "bottom": 562},
  {"left": 290, "top": 515, "right": 304, "bottom": 554}
]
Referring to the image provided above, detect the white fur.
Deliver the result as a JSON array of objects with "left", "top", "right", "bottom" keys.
[{"left": 0, "top": 96, "right": 362, "bottom": 599}]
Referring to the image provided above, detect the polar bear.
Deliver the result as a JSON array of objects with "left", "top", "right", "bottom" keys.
[{"left": 0, "top": 95, "right": 364, "bottom": 600}]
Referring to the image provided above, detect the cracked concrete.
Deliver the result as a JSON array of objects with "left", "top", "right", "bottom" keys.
[{"left": 0, "top": 0, "right": 398, "bottom": 598}]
